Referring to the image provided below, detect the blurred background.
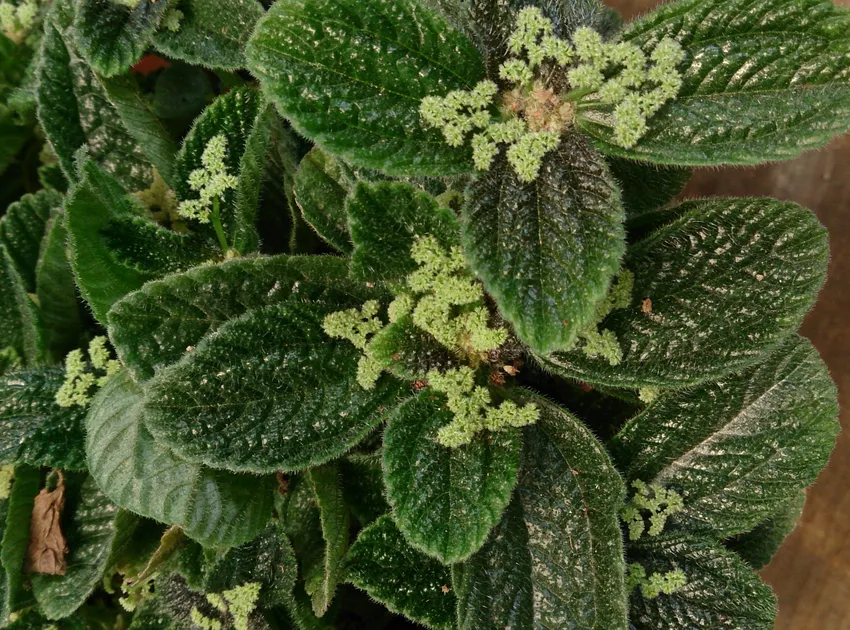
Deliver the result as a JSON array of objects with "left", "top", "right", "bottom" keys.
[{"left": 606, "top": 1, "right": 850, "bottom": 627}]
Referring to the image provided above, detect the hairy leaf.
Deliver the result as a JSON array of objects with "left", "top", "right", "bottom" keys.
[
  {"left": 0, "top": 190, "right": 60, "bottom": 292},
  {"left": 383, "top": 392, "right": 520, "bottom": 564},
  {"left": 1, "top": 466, "right": 41, "bottom": 624},
  {"left": 608, "top": 159, "right": 690, "bottom": 221},
  {"left": 246, "top": 0, "right": 486, "bottom": 175},
  {"left": 344, "top": 515, "right": 456, "bottom": 630},
  {"left": 610, "top": 336, "right": 838, "bottom": 538},
  {"left": 0, "top": 244, "right": 42, "bottom": 364},
  {"left": 541, "top": 198, "right": 829, "bottom": 388},
  {"left": 306, "top": 464, "right": 349, "bottom": 616},
  {"left": 368, "top": 316, "right": 458, "bottom": 381},
  {"left": 726, "top": 492, "right": 806, "bottom": 570},
  {"left": 86, "top": 371, "right": 274, "bottom": 548},
  {"left": 463, "top": 134, "right": 625, "bottom": 354},
  {"left": 294, "top": 148, "right": 356, "bottom": 253},
  {"left": 579, "top": 0, "right": 850, "bottom": 165},
  {"left": 339, "top": 454, "right": 389, "bottom": 527}
]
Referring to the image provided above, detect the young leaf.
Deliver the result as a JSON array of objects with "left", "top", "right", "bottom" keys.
[
  {"left": 344, "top": 515, "right": 456, "bottom": 630},
  {"left": 0, "top": 190, "right": 60, "bottom": 292},
  {"left": 0, "top": 369, "right": 87, "bottom": 471},
  {"left": 609, "top": 336, "right": 838, "bottom": 539},
  {"left": 541, "top": 197, "right": 829, "bottom": 388},
  {"left": 74, "top": 0, "right": 172, "bottom": 77},
  {"left": 383, "top": 392, "right": 521, "bottom": 564},
  {"left": 294, "top": 148, "right": 356, "bottom": 253},
  {"left": 1, "top": 466, "right": 41, "bottom": 624},
  {"left": 629, "top": 535, "right": 776, "bottom": 630},
  {"left": 31, "top": 478, "right": 137, "bottom": 620},
  {"left": 578, "top": 0, "right": 850, "bottom": 165},
  {"left": 246, "top": 0, "right": 486, "bottom": 175},
  {"left": 725, "top": 492, "right": 806, "bottom": 571},
  {"left": 152, "top": 0, "right": 265, "bottom": 71},
  {"left": 85, "top": 370, "right": 274, "bottom": 548},
  {"left": 0, "top": 244, "right": 43, "bottom": 364},
  {"left": 462, "top": 134, "right": 626, "bottom": 354},
  {"left": 142, "top": 300, "right": 405, "bottom": 473}
]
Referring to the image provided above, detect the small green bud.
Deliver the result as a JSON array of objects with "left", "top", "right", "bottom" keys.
[
  {"left": 499, "top": 59, "right": 534, "bottom": 86},
  {"left": 506, "top": 131, "right": 559, "bottom": 183},
  {"left": 640, "top": 569, "right": 687, "bottom": 599},
  {"left": 639, "top": 387, "right": 661, "bottom": 404},
  {"left": 567, "top": 64, "right": 605, "bottom": 92},
  {"left": 356, "top": 354, "right": 385, "bottom": 390},
  {"left": 472, "top": 133, "right": 499, "bottom": 171},
  {"left": 388, "top": 294, "right": 415, "bottom": 323},
  {"left": 178, "top": 135, "right": 238, "bottom": 224},
  {"left": 621, "top": 480, "right": 684, "bottom": 540},
  {"left": 162, "top": 7, "right": 183, "bottom": 32},
  {"left": 322, "top": 300, "right": 383, "bottom": 351},
  {"left": 0, "top": 464, "right": 13, "bottom": 500},
  {"left": 572, "top": 27, "right": 606, "bottom": 63}
]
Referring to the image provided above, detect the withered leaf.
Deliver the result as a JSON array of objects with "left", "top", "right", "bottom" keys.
[{"left": 26, "top": 473, "right": 68, "bottom": 575}]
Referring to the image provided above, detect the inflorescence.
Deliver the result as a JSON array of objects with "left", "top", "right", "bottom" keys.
[
  {"left": 620, "top": 480, "right": 684, "bottom": 542},
  {"left": 627, "top": 563, "right": 687, "bottom": 599},
  {"left": 55, "top": 336, "right": 121, "bottom": 408},
  {"left": 190, "top": 583, "right": 261, "bottom": 630},
  {"left": 0, "top": 0, "right": 37, "bottom": 43},
  {"left": 178, "top": 135, "right": 238, "bottom": 226},
  {"left": 573, "top": 269, "right": 633, "bottom": 366},
  {"left": 420, "top": 7, "right": 684, "bottom": 182}
]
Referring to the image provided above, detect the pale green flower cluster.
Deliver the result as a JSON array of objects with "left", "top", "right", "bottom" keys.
[
  {"left": 639, "top": 386, "right": 662, "bottom": 404},
  {"left": 111, "top": 0, "right": 143, "bottom": 7},
  {"left": 162, "top": 6, "right": 183, "bottom": 32},
  {"left": 574, "top": 269, "right": 633, "bottom": 365},
  {"left": 0, "top": 0, "right": 38, "bottom": 43},
  {"left": 178, "top": 135, "right": 238, "bottom": 224},
  {"left": 428, "top": 366, "right": 539, "bottom": 447},
  {"left": 0, "top": 464, "right": 13, "bottom": 500},
  {"left": 627, "top": 563, "right": 687, "bottom": 599},
  {"left": 620, "top": 480, "right": 684, "bottom": 541},
  {"left": 321, "top": 300, "right": 386, "bottom": 390},
  {"left": 190, "top": 583, "right": 261, "bottom": 630},
  {"left": 55, "top": 337, "right": 121, "bottom": 408}
]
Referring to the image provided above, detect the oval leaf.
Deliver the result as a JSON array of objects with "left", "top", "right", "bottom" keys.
[
  {"left": 0, "top": 190, "right": 60, "bottom": 293},
  {"left": 294, "top": 148, "right": 356, "bottom": 253}
]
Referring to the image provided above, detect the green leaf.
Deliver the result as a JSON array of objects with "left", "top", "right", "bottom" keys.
[
  {"left": 0, "top": 368, "right": 87, "bottom": 471},
  {"left": 349, "top": 181, "right": 460, "bottom": 285},
  {"left": 383, "top": 392, "right": 520, "bottom": 564},
  {"left": 152, "top": 0, "right": 265, "bottom": 71},
  {"left": 629, "top": 535, "right": 776, "bottom": 630},
  {"left": 85, "top": 370, "right": 274, "bottom": 548},
  {"left": 141, "top": 299, "right": 405, "bottom": 473},
  {"left": 609, "top": 336, "right": 838, "bottom": 538},
  {"left": 0, "top": 190, "right": 61, "bottom": 292},
  {"left": 74, "top": 0, "right": 172, "bottom": 77},
  {"left": 305, "top": 464, "right": 349, "bottom": 616},
  {"left": 246, "top": 0, "right": 486, "bottom": 175},
  {"left": 278, "top": 476, "right": 325, "bottom": 595},
  {"left": 607, "top": 159, "right": 690, "bottom": 221},
  {"left": 339, "top": 454, "right": 389, "bottom": 527},
  {"left": 578, "top": 0, "right": 850, "bottom": 165},
  {"left": 462, "top": 134, "right": 625, "bottom": 354},
  {"left": 107, "top": 255, "right": 369, "bottom": 380},
  {"left": 368, "top": 316, "right": 457, "bottom": 381},
  {"left": 344, "top": 515, "right": 456, "bottom": 630},
  {"left": 294, "top": 148, "right": 355, "bottom": 253},
  {"left": 0, "top": 244, "right": 43, "bottom": 364},
  {"left": 1, "top": 466, "right": 41, "bottom": 624},
  {"left": 725, "top": 491, "right": 805, "bottom": 571},
  {"left": 32, "top": 478, "right": 138, "bottom": 620},
  {"left": 540, "top": 197, "right": 829, "bottom": 388}
]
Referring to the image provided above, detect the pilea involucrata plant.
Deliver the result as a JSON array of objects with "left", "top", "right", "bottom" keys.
[{"left": 0, "top": 0, "right": 844, "bottom": 627}]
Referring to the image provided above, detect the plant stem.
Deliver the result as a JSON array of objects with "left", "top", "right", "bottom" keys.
[{"left": 211, "top": 196, "right": 229, "bottom": 254}]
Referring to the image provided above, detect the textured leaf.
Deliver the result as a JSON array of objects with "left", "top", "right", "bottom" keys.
[
  {"left": 349, "top": 181, "right": 460, "bottom": 285},
  {"left": 609, "top": 336, "right": 838, "bottom": 538},
  {"left": 294, "top": 148, "right": 355, "bottom": 253},
  {"left": 578, "top": 0, "right": 850, "bottom": 165},
  {"left": 246, "top": 0, "right": 486, "bottom": 175},
  {"left": 383, "top": 392, "right": 520, "bottom": 564},
  {"left": 629, "top": 535, "right": 776, "bottom": 630},
  {"left": 0, "top": 368, "right": 87, "bottom": 471},
  {"left": 344, "top": 515, "right": 456, "bottom": 630},
  {"left": 1, "top": 466, "right": 41, "bottom": 624},
  {"left": 608, "top": 159, "right": 690, "bottom": 221},
  {"left": 74, "top": 0, "right": 171, "bottom": 77},
  {"left": 142, "top": 299, "right": 405, "bottom": 473},
  {"left": 153, "top": 0, "right": 265, "bottom": 71},
  {"left": 368, "top": 316, "right": 457, "bottom": 381},
  {"left": 726, "top": 492, "right": 806, "bottom": 570},
  {"left": 0, "top": 113, "right": 30, "bottom": 179},
  {"left": 85, "top": 371, "right": 274, "bottom": 548},
  {"left": 463, "top": 134, "right": 625, "bottom": 354},
  {"left": 32, "top": 478, "right": 137, "bottom": 620},
  {"left": 541, "top": 197, "right": 829, "bottom": 388},
  {"left": 0, "top": 190, "right": 60, "bottom": 292},
  {"left": 339, "top": 454, "right": 389, "bottom": 527},
  {"left": 0, "top": 244, "right": 43, "bottom": 364},
  {"left": 278, "top": 475, "right": 325, "bottom": 594},
  {"left": 305, "top": 464, "right": 349, "bottom": 616}
]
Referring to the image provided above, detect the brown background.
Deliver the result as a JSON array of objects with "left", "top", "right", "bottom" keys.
[{"left": 605, "top": 1, "right": 850, "bottom": 627}]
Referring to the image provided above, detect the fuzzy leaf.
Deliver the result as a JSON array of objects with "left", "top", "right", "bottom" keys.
[
  {"left": 463, "top": 134, "right": 625, "bottom": 354},
  {"left": 383, "top": 392, "right": 520, "bottom": 564},
  {"left": 0, "top": 368, "right": 87, "bottom": 471},
  {"left": 368, "top": 316, "right": 457, "bottom": 381},
  {"left": 579, "top": 0, "right": 850, "bottom": 165},
  {"left": 0, "top": 244, "right": 42, "bottom": 364},
  {"left": 610, "top": 336, "right": 838, "bottom": 538},
  {"left": 107, "top": 255, "right": 362, "bottom": 380},
  {"left": 726, "top": 492, "right": 805, "bottom": 570},
  {"left": 608, "top": 159, "right": 690, "bottom": 221},
  {"left": 294, "top": 148, "right": 356, "bottom": 253},
  {"left": 540, "top": 197, "right": 829, "bottom": 388},
  {"left": 0, "top": 190, "right": 60, "bottom": 293},
  {"left": 85, "top": 370, "right": 274, "bottom": 548},
  {"left": 246, "top": 0, "right": 486, "bottom": 175},
  {"left": 344, "top": 515, "right": 456, "bottom": 630},
  {"left": 74, "top": 0, "right": 171, "bottom": 77},
  {"left": 306, "top": 464, "right": 349, "bottom": 616},
  {"left": 141, "top": 299, "right": 404, "bottom": 473},
  {"left": 339, "top": 454, "right": 389, "bottom": 527},
  {"left": 629, "top": 535, "right": 776, "bottom": 630},
  {"left": 152, "top": 0, "right": 264, "bottom": 71},
  {"left": 32, "top": 478, "right": 137, "bottom": 620},
  {"left": 1, "top": 466, "right": 41, "bottom": 624}
]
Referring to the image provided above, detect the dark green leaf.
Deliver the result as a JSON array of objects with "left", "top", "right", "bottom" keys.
[
  {"left": 629, "top": 535, "right": 776, "bottom": 630},
  {"left": 609, "top": 336, "right": 838, "bottom": 538},
  {"left": 152, "top": 0, "right": 265, "bottom": 71},
  {"left": 607, "top": 159, "right": 690, "bottom": 221},
  {"left": 246, "top": 0, "right": 486, "bottom": 175},
  {"left": 85, "top": 370, "right": 274, "bottom": 548},
  {"left": 726, "top": 492, "right": 805, "bottom": 570},
  {"left": 141, "top": 299, "right": 405, "bottom": 473},
  {"left": 578, "top": 0, "right": 850, "bottom": 165},
  {"left": 0, "top": 190, "right": 60, "bottom": 292},
  {"left": 74, "top": 0, "right": 171, "bottom": 77},
  {"left": 0, "top": 244, "right": 43, "bottom": 364},
  {"left": 339, "top": 454, "right": 389, "bottom": 527},
  {"left": 1, "top": 466, "right": 41, "bottom": 624},
  {"left": 152, "top": 62, "right": 214, "bottom": 122},
  {"left": 344, "top": 515, "right": 456, "bottom": 630},
  {"left": 367, "top": 316, "right": 457, "bottom": 381},
  {"left": 541, "top": 197, "right": 829, "bottom": 388},
  {"left": 349, "top": 181, "right": 460, "bottom": 285},
  {"left": 462, "top": 133, "right": 625, "bottom": 354},
  {"left": 32, "top": 478, "right": 138, "bottom": 620},
  {"left": 278, "top": 475, "right": 325, "bottom": 598},
  {"left": 383, "top": 392, "right": 520, "bottom": 564},
  {"left": 294, "top": 148, "right": 355, "bottom": 253},
  {"left": 0, "top": 368, "right": 87, "bottom": 471}
]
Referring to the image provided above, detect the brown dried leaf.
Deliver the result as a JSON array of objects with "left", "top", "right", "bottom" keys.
[{"left": 26, "top": 473, "right": 67, "bottom": 575}]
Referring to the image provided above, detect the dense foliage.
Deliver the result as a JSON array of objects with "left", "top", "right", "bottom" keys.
[{"left": 0, "top": 0, "right": 845, "bottom": 628}]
